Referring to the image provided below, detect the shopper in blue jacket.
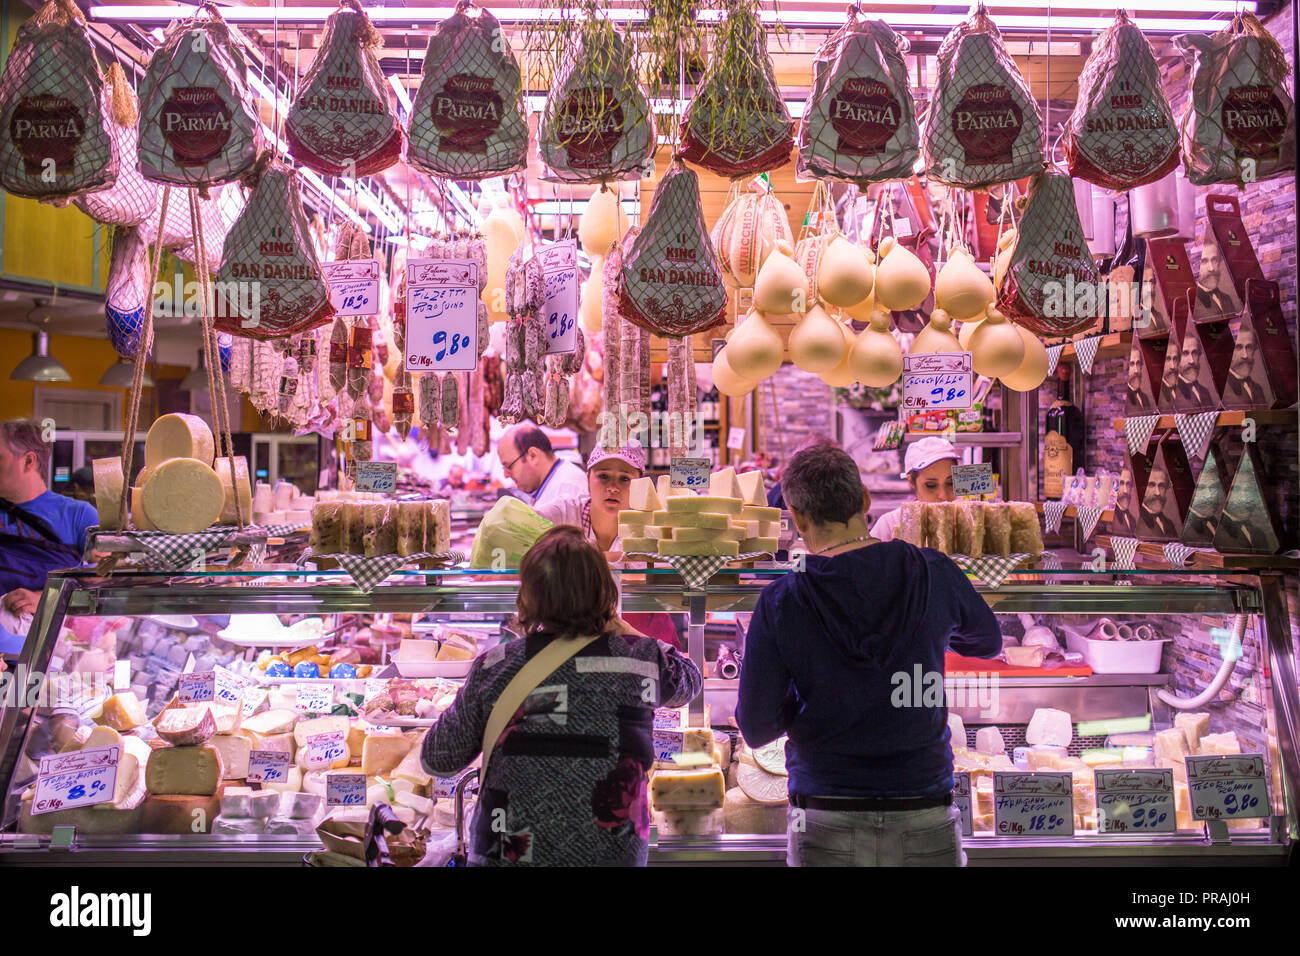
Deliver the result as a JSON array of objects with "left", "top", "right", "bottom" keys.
[{"left": 737, "top": 439, "right": 1001, "bottom": 867}]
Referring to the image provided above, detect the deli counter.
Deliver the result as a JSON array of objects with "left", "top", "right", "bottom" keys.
[{"left": 0, "top": 562, "right": 1296, "bottom": 867}]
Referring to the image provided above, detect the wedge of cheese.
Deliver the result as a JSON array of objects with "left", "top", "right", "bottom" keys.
[
  {"left": 1198, "top": 732, "right": 1241, "bottom": 755},
  {"left": 658, "top": 540, "right": 739, "bottom": 557},
  {"left": 1026, "top": 708, "right": 1073, "bottom": 747},
  {"left": 708, "top": 467, "right": 741, "bottom": 499},
  {"left": 617, "top": 510, "right": 651, "bottom": 528},
  {"left": 145, "top": 413, "right": 215, "bottom": 467},
  {"left": 739, "top": 537, "right": 778, "bottom": 553},
  {"left": 293, "top": 715, "right": 350, "bottom": 748},
  {"left": 241, "top": 709, "right": 298, "bottom": 737},
  {"left": 666, "top": 496, "right": 743, "bottom": 515},
  {"left": 740, "top": 505, "right": 781, "bottom": 522},
  {"left": 209, "top": 732, "right": 252, "bottom": 778},
  {"left": 1175, "top": 712, "right": 1211, "bottom": 753},
  {"left": 736, "top": 469, "right": 766, "bottom": 506},
  {"left": 361, "top": 734, "right": 412, "bottom": 776},
  {"left": 650, "top": 768, "right": 726, "bottom": 810},
  {"left": 214, "top": 455, "right": 253, "bottom": 526},
  {"left": 628, "top": 476, "right": 662, "bottom": 512},
  {"left": 1154, "top": 728, "right": 1190, "bottom": 765},
  {"left": 96, "top": 692, "right": 148, "bottom": 731},
  {"left": 145, "top": 745, "right": 224, "bottom": 796},
  {"left": 656, "top": 475, "right": 696, "bottom": 500},
  {"left": 650, "top": 511, "right": 732, "bottom": 530},
  {"left": 142, "top": 458, "right": 224, "bottom": 533},
  {"left": 92, "top": 457, "right": 125, "bottom": 531},
  {"left": 674, "top": 526, "right": 742, "bottom": 543},
  {"left": 620, "top": 537, "right": 659, "bottom": 554},
  {"left": 975, "top": 726, "right": 1005, "bottom": 755}
]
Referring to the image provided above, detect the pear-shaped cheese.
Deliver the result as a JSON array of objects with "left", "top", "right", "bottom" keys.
[
  {"left": 753, "top": 241, "right": 810, "bottom": 315},
  {"left": 993, "top": 227, "right": 1017, "bottom": 289},
  {"left": 483, "top": 209, "right": 519, "bottom": 323},
  {"left": 819, "top": 320, "right": 860, "bottom": 387},
  {"left": 848, "top": 310, "right": 904, "bottom": 387},
  {"left": 713, "top": 348, "right": 758, "bottom": 397},
  {"left": 727, "top": 309, "right": 785, "bottom": 381},
  {"left": 874, "top": 236, "right": 931, "bottom": 311},
  {"left": 935, "top": 247, "right": 994, "bottom": 321},
  {"left": 968, "top": 308, "right": 1026, "bottom": 376},
  {"left": 909, "top": 308, "right": 963, "bottom": 354},
  {"left": 957, "top": 313, "right": 986, "bottom": 350},
  {"left": 579, "top": 187, "right": 625, "bottom": 257},
  {"left": 841, "top": 284, "right": 877, "bottom": 322},
  {"left": 1000, "top": 323, "right": 1050, "bottom": 392},
  {"left": 580, "top": 256, "right": 603, "bottom": 332},
  {"left": 816, "top": 236, "right": 875, "bottom": 308},
  {"left": 788, "top": 303, "right": 846, "bottom": 373}
]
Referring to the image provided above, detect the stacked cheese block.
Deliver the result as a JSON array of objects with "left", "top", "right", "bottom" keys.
[
  {"left": 1154, "top": 715, "right": 1257, "bottom": 831},
  {"left": 250, "top": 479, "right": 314, "bottom": 528},
  {"left": 310, "top": 495, "right": 451, "bottom": 558},
  {"left": 140, "top": 695, "right": 246, "bottom": 832},
  {"left": 648, "top": 730, "right": 728, "bottom": 836},
  {"left": 18, "top": 720, "right": 153, "bottom": 834},
  {"left": 92, "top": 413, "right": 253, "bottom": 534},
  {"left": 618, "top": 468, "right": 780, "bottom": 558},
  {"left": 895, "top": 500, "right": 1043, "bottom": 558}
]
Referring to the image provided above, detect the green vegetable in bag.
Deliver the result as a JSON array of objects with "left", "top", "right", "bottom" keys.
[{"left": 469, "top": 497, "right": 554, "bottom": 569}]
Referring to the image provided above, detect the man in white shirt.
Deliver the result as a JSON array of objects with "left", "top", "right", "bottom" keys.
[{"left": 497, "top": 424, "right": 587, "bottom": 509}]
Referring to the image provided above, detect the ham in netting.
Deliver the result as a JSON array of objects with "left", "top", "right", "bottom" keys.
[
  {"left": 286, "top": 1, "right": 403, "bottom": 178},
  {"left": 679, "top": 8, "right": 793, "bottom": 178},
  {"left": 215, "top": 161, "right": 335, "bottom": 340},
  {"left": 1177, "top": 11, "right": 1295, "bottom": 187},
  {"left": 539, "top": 23, "right": 653, "bottom": 184},
  {"left": 0, "top": 0, "right": 116, "bottom": 201},
  {"left": 407, "top": 2, "right": 527, "bottom": 181},
  {"left": 996, "top": 168, "right": 1101, "bottom": 338},
  {"left": 105, "top": 225, "right": 151, "bottom": 359},
  {"left": 798, "top": 16, "right": 918, "bottom": 185},
  {"left": 74, "top": 65, "right": 159, "bottom": 227},
  {"left": 923, "top": 4, "right": 1043, "bottom": 188},
  {"left": 1063, "top": 12, "right": 1179, "bottom": 191},
  {"left": 617, "top": 162, "right": 728, "bottom": 338},
  {"left": 137, "top": 3, "right": 262, "bottom": 188}
]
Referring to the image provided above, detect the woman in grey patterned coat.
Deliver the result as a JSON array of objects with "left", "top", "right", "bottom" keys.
[{"left": 422, "top": 526, "right": 703, "bottom": 866}]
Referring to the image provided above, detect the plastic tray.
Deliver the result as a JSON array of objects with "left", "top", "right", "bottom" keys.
[
  {"left": 392, "top": 659, "right": 473, "bottom": 678},
  {"left": 1064, "top": 632, "right": 1169, "bottom": 674}
]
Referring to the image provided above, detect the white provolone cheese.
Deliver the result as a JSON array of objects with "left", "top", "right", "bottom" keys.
[
  {"left": 144, "top": 413, "right": 215, "bottom": 467},
  {"left": 141, "top": 458, "right": 224, "bottom": 533},
  {"left": 92, "top": 457, "right": 125, "bottom": 530}
]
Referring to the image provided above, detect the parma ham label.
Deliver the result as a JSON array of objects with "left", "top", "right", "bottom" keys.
[
  {"left": 952, "top": 84, "right": 1022, "bottom": 164},
  {"left": 161, "top": 86, "right": 234, "bottom": 166},
  {"left": 1221, "top": 85, "right": 1289, "bottom": 159},
  {"left": 829, "top": 78, "right": 901, "bottom": 156},
  {"left": 555, "top": 86, "right": 625, "bottom": 168},
  {"left": 431, "top": 74, "right": 503, "bottom": 153},
  {"left": 9, "top": 95, "right": 83, "bottom": 173}
]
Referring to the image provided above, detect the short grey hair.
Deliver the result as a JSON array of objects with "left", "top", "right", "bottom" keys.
[
  {"left": 1, "top": 419, "right": 50, "bottom": 475},
  {"left": 781, "top": 439, "right": 863, "bottom": 527}
]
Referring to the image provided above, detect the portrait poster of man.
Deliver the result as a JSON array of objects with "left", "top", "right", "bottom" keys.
[
  {"left": 1173, "top": 319, "right": 1230, "bottom": 413},
  {"left": 1214, "top": 444, "right": 1287, "bottom": 554},
  {"left": 1138, "top": 238, "right": 1196, "bottom": 341},
  {"left": 1136, "top": 437, "right": 1193, "bottom": 542},
  {"left": 1125, "top": 336, "right": 1160, "bottom": 417},
  {"left": 1221, "top": 280, "right": 1298, "bottom": 410},
  {"left": 1110, "top": 448, "right": 1155, "bottom": 538},
  {"left": 1181, "top": 432, "right": 1243, "bottom": 546},
  {"left": 1192, "top": 235, "right": 1243, "bottom": 322},
  {"left": 1155, "top": 294, "right": 1192, "bottom": 413},
  {"left": 1204, "top": 194, "right": 1268, "bottom": 303}
]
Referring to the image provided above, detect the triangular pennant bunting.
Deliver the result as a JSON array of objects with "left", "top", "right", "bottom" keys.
[
  {"left": 1162, "top": 542, "right": 1197, "bottom": 568},
  {"left": 1109, "top": 535, "right": 1139, "bottom": 570},
  {"left": 1043, "top": 499, "right": 1069, "bottom": 533},
  {"left": 1046, "top": 344, "right": 1066, "bottom": 377},
  {"left": 1076, "top": 505, "right": 1104, "bottom": 541},
  {"left": 1174, "top": 411, "right": 1220, "bottom": 462},
  {"left": 1126, "top": 414, "right": 1160, "bottom": 456},
  {"left": 1075, "top": 335, "right": 1102, "bottom": 376}
]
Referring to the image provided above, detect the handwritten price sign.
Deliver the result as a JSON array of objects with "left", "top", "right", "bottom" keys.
[
  {"left": 1187, "top": 754, "right": 1269, "bottom": 821},
  {"left": 304, "top": 731, "right": 348, "bottom": 770},
  {"left": 178, "top": 672, "right": 215, "bottom": 704},
  {"left": 670, "top": 457, "right": 711, "bottom": 490},
  {"left": 33, "top": 745, "right": 120, "bottom": 814},
  {"left": 355, "top": 461, "right": 397, "bottom": 493},
  {"left": 213, "top": 666, "right": 246, "bottom": 708},
  {"left": 246, "top": 749, "right": 292, "bottom": 784},
  {"left": 405, "top": 258, "right": 479, "bottom": 373},
  {"left": 903, "top": 352, "right": 974, "bottom": 411},
  {"left": 952, "top": 462, "right": 994, "bottom": 497},
  {"left": 432, "top": 771, "right": 481, "bottom": 800},
  {"left": 1095, "top": 769, "right": 1176, "bottom": 834},
  {"left": 326, "top": 772, "right": 367, "bottom": 807},
  {"left": 295, "top": 683, "right": 334, "bottom": 714},
  {"left": 952, "top": 772, "right": 973, "bottom": 837},
  {"left": 992, "top": 772, "right": 1074, "bottom": 836},
  {"left": 539, "top": 240, "right": 578, "bottom": 355},
  {"left": 322, "top": 259, "right": 381, "bottom": 317}
]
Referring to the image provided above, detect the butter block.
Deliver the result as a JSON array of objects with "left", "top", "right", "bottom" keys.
[
  {"left": 666, "top": 496, "right": 743, "bottom": 515},
  {"left": 1026, "top": 708, "right": 1073, "bottom": 747},
  {"left": 650, "top": 768, "right": 726, "bottom": 810},
  {"left": 1175, "top": 712, "right": 1211, "bottom": 753}
]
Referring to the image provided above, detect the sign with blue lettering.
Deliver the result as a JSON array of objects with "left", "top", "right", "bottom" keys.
[
  {"left": 405, "top": 259, "right": 479, "bottom": 372},
  {"left": 903, "top": 352, "right": 974, "bottom": 410}
]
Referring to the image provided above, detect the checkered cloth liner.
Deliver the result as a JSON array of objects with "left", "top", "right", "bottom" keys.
[
  {"left": 328, "top": 551, "right": 465, "bottom": 592},
  {"left": 622, "top": 552, "right": 775, "bottom": 590},
  {"left": 1075, "top": 335, "right": 1102, "bottom": 376},
  {"left": 1043, "top": 499, "right": 1069, "bottom": 533},
  {"left": 1039, "top": 551, "right": 1063, "bottom": 571},
  {"left": 1109, "top": 535, "right": 1139, "bottom": 570},
  {"left": 250, "top": 522, "right": 311, "bottom": 538},
  {"left": 1174, "top": 411, "right": 1219, "bottom": 462},
  {"left": 115, "top": 528, "right": 242, "bottom": 572},
  {"left": 1076, "top": 505, "right": 1105, "bottom": 541},
  {"left": 951, "top": 553, "right": 1031, "bottom": 588},
  {"left": 1046, "top": 344, "right": 1065, "bottom": 377},
  {"left": 1126, "top": 414, "right": 1161, "bottom": 456}
]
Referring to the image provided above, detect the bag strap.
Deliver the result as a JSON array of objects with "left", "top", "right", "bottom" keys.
[
  {"left": 480, "top": 632, "right": 603, "bottom": 776},
  {"left": 0, "top": 498, "right": 64, "bottom": 546}
]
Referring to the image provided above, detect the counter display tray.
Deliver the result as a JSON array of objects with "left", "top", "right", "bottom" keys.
[
  {"left": 946, "top": 652, "right": 1093, "bottom": 678},
  {"left": 392, "top": 659, "right": 473, "bottom": 678}
]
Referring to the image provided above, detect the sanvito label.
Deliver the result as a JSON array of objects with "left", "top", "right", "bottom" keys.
[
  {"left": 829, "top": 77, "right": 901, "bottom": 156},
  {"left": 952, "top": 83, "right": 1023, "bottom": 164},
  {"left": 10, "top": 95, "right": 84, "bottom": 173},
  {"left": 161, "top": 86, "right": 234, "bottom": 165},
  {"left": 1221, "top": 85, "right": 1288, "bottom": 158},
  {"left": 432, "top": 73, "right": 504, "bottom": 152}
]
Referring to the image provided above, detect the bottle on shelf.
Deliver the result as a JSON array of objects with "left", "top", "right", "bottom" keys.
[{"left": 1044, "top": 367, "right": 1085, "bottom": 499}]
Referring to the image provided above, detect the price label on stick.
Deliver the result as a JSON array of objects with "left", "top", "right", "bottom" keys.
[
  {"left": 33, "top": 745, "right": 121, "bottom": 814},
  {"left": 304, "top": 730, "right": 348, "bottom": 770},
  {"left": 177, "top": 671, "right": 215, "bottom": 703},
  {"left": 670, "top": 457, "right": 711, "bottom": 490},
  {"left": 355, "top": 461, "right": 397, "bottom": 493},
  {"left": 539, "top": 240, "right": 578, "bottom": 355},
  {"left": 1095, "top": 769, "right": 1176, "bottom": 834},
  {"left": 992, "top": 772, "right": 1074, "bottom": 837},
  {"left": 246, "top": 749, "right": 292, "bottom": 784},
  {"left": 322, "top": 259, "right": 381, "bottom": 316},
  {"left": 404, "top": 258, "right": 479, "bottom": 372},
  {"left": 952, "top": 772, "right": 973, "bottom": 838},
  {"left": 727, "top": 427, "right": 746, "bottom": 450},
  {"left": 952, "top": 463, "right": 994, "bottom": 497},
  {"left": 903, "top": 352, "right": 974, "bottom": 411},
  {"left": 1186, "top": 754, "right": 1269, "bottom": 821},
  {"left": 326, "top": 772, "right": 367, "bottom": 807}
]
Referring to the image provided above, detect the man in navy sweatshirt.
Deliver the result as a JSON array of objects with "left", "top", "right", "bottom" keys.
[{"left": 737, "top": 439, "right": 1002, "bottom": 866}]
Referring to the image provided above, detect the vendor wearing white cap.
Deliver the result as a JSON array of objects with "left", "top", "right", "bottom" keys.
[
  {"left": 534, "top": 439, "right": 646, "bottom": 554},
  {"left": 869, "top": 437, "right": 960, "bottom": 542}
]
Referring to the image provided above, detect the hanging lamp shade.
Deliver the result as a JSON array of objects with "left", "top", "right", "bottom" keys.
[
  {"left": 9, "top": 331, "right": 70, "bottom": 382},
  {"left": 99, "top": 358, "right": 154, "bottom": 388},
  {"left": 180, "top": 349, "right": 208, "bottom": 392}
]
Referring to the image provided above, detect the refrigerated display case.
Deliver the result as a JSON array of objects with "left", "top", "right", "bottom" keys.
[{"left": 0, "top": 563, "right": 1294, "bottom": 866}]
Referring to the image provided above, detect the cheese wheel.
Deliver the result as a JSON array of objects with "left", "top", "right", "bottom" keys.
[
  {"left": 145, "top": 413, "right": 215, "bottom": 467},
  {"left": 92, "top": 457, "right": 125, "bottom": 530},
  {"left": 130, "top": 486, "right": 157, "bottom": 531},
  {"left": 214, "top": 456, "right": 252, "bottom": 526},
  {"left": 141, "top": 458, "right": 224, "bottom": 533}
]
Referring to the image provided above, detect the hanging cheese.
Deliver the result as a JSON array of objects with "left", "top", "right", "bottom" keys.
[
  {"left": 910, "top": 309, "right": 963, "bottom": 354},
  {"left": 968, "top": 307, "right": 1025, "bottom": 376},
  {"left": 579, "top": 189, "right": 624, "bottom": 258},
  {"left": 934, "top": 246, "right": 993, "bottom": 321},
  {"left": 788, "top": 303, "right": 847, "bottom": 373},
  {"left": 214, "top": 455, "right": 252, "bottom": 526},
  {"left": 141, "top": 458, "right": 225, "bottom": 534},
  {"left": 482, "top": 208, "right": 520, "bottom": 324},
  {"left": 726, "top": 310, "right": 785, "bottom": 381},
  {"left": 712, "top": 348, "right": 757, "bottom": 397},
  {"left": 999, "top": 324, "right": 1049, "bottom": 392},
  {"left": 580, "top": 256, "right": 604, "bottom": 331},
  {"left": 145, "top": 413, "right": 215, "bottom": 468},
  {"left": 816, "top": 236, "right": 875, "bottom": 308},
  {"left": 819, "top": 320, "right": 860, "bottom": 387},
  {"left": 92, "top": 457, "right": 125, "bottom": 531},
  {"left": 874, "top": 237, "right": 931, "bottom": 311},
  {"left": 752, "top": 242, "right": 809, "bottom": 315},
  {"left": 715, "top": 190, "right": 792, "bottom": 288}
]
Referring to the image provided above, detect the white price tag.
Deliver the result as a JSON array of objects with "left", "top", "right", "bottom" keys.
[
  {"left": 33, "top": 745, "right": 120, "bottom": 814},
  {"left": 1095, "top": 769, "right": 1176, "bottom": 834},
  {"left": 1187, "top": 754, "right": 1269, "bottom": 822},
  {"left": 892, "top": 218, "right": 914, "bottom": 239},
  {"left": 177, "top": 672, "right": 215, "bottom": 703},
  {"left": 653, "top": 707, "right": 684, "bottom": 731},
  {"left": 113, "top": 660, "right": 131, "bottom": 691},
  {"left": 539, "top": 240, "right": 578, "bottom": 355},
  {"left": 952, "top": 772, "right": 973, "bottom": 837},
  {"left": 213, "top": 666, "right": 246, "bottom": 708},
  {"left": 992, "top": 772, "right": 1074, "bottom": 836},
  {"left": 952, "top": 463, "right": 994, "bottom": 497},
  {"left": 354, "top": 461, "right": 397, "bottom": 493},
  {"left": 727, "top": 427, "right": 746, "bottom": 450},
  {"left": 670, "top": 457, "right": 711, "bottom": 491},
  {"left": 304, "top": 730, "right": 348, "bottom": 770},
  {"left": 294, "top": 683, "right": 334, "bottom": 714},
  {"left": 246, "top": 749, "right": 292, "bottom": 784},
  {"left": 903, "top": 352, "right": 974, "bottom": 411},
  {"left": 362, "top": 679, "right": 388, "bottom": 705},
  {"left": 322, "top": 259, "right": 381, "bottom": 316},
  {"left": 432, "top": 772, "right": 480, "bottom": 800},
  {"left": 404, "top": 259, "right": 479, "bottom": 373},
  {"left": 240, "top": 687, "right": 267, "bottom": 718},
  {"left": 326, "top": 771, "right": 367, "bottom": 807}
]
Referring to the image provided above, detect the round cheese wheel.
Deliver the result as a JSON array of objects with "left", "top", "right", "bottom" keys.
[
  {"left": 141, "top": 458, "right": 224, "bottom": 533},
  {"left": 144, "top": 413, "right": 214, "bottom": 468},
  {"left": 130, "top": 486, "right": 156, "bottom": 531},
  {"left": 92, "top": 457, "right": 125, "bottom": 531}
]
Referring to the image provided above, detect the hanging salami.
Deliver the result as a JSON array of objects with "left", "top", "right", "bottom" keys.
[
  {"left": 407, "top": 1, "right": 527, "bottom": 181},
  {"left": 996, "top": 168, "right": 1101, "bottom": 337},
  {"left": 1062, "top": 12, "right": 1179, "bottom": 191},
  {"left": 0, "top": 0, "right": 116, "bottom": 201},
  {"left": 922, "top": 4, "right": 1043, "bottom": 188},
  {"left": 1177, "top": 11, "right": 1295, "bottom": 187},
  {"left": 539, "top": 20, "right": 654, "bottom": 184},
  {"left": 137, "top": 2, "right": 262, "bottom": 188},
  {"left": 679, "top": 5, "right": 793, "bottom": 178},
  {"left": 797, "top": 15, "right": 918, "bottom": 186},
  {"left": 617, "top": 162, "right": 728, "bottom": 338},
  {"left": 286, "top": 0, "right": 403, "bottom": 178},
  {"left": 74, "top": 64, "right": 158, "bottom": 226},
  {"left": 214, "top": 157, "right": 336, "bottom": 339}
]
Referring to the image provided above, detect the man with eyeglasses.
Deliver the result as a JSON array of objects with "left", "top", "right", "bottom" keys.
[{"left": 497, "top": 424, "right": 588, "bottom": 510}]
